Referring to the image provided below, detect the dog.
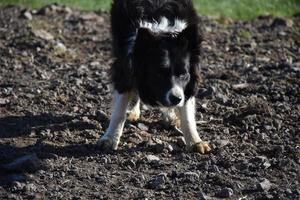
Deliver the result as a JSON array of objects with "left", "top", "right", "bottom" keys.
[{"left": 97, "top": 0, "right": 211, "bottom": 154}]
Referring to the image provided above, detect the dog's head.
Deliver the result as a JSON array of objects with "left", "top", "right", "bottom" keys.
[{"left": 133, "top": 24, "right": 201, "bottom": 107}]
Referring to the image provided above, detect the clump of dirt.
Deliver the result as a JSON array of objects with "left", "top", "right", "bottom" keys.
[{"left": 0, "top": 4, "right": 300, "bottom": 200}]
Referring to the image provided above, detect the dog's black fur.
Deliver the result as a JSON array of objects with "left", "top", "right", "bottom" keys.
[{"left": 111, "top": 0, "right": 202, "bottom": 107}]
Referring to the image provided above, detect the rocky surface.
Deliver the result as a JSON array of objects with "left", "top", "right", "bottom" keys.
[{"left": 0, "top": 4, "right": 299, "bottom": 200}]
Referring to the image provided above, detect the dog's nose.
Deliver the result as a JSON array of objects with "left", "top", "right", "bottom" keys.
[{"left": 169, "top": 94, "right": 182, "bottom": 105}]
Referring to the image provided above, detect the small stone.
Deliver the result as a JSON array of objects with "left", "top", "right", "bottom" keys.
[
  {"left": 232, "top": 83, "right": 250, "bottom": 90},
  {"left": 285, "top": 188, "right": 293, "bottom": 195},
  {"left": 53, "top": 42, "right": 67, "bottom": 55},
  {"left": 279, "top": 31, "right": 287, "bottom": 36},
  {"left": 223, "top": 128, "right": 230, "bottom": 134},
  {"left": 21, "top": 10, "right": 33, "bottom": 20},
  {"left": 263, "top": 160, "right": 271, "bottom": 169},
  {"left": 75, "top": 78, "right": 83, "bottom": 86},
  {"left": 39, "top": 129, "right": 51, "bottom": 138},
  {"left": 11, "top": 181, "right": 25, "bottom": 192},
  {"left": 0, "top": 98, "right": 10, "bottom": 105},
  {"left": 181, "top": 171, "right": 199, "bottom": 183},
  {"left": 137, "top": 123, "right": 149, "bottom": 131},
  {"left": 216, "top": 187, "right": 234, "bottom": 198},
  {"left": 90, "top": 61, "right": 100, "bottom": 67},
  {"left": 166, "top": 144, "right": 174, "bottom": 152},
  {"left": 216, "top": 93, "right": 229, "bottom": 105},
  {"left": 217, "top": 139, "right": 231, "bottom": 148},
  {"left": 258, "top": 178, "right": 272, "bottom": 191},
  {"left": 80, "top": 13, "right": 104, "bottom": 22},
  {"left": 25, "top": 183, "right": 37, "bottom": 192},
  {"left": 32, "top": 29, "right": 54, "bottom": 41},
  {"left": 166, "top": 143, "right": 181, "bottom": 153},
  {"left": 146, "top": 173, "right": 167, "bottom": 190},
  {"left": 146, "top": 155, "right": 160, "bottom": 162}
]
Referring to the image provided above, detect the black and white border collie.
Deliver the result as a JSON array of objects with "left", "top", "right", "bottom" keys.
[{"left": 97, "top": 0, "right": 211, "bottom": 153}]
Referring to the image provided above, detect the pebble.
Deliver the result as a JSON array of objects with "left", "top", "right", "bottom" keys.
[
  {"left": 146, "top": 155, "right": 160, "bottom": 162},
  {"left": 137, "top": 123, "right": 149, "bottom": 131},
  {"left": 0, "top": 98, "right": 10, "bottom": 105},
  {"left": 11, "top": 181, "right": 25, "bottom": 192},
  {"left": 53, "top": 42, "right": 67, "bottom": 54},
  {"left": 258, "top": 178, "right": 272, "bottom": 191},
  {"left": 39, "top": 129, "right": 51, "bottom": 138},
  {"left": 181, "top": 171, "right": 199, "bottom": 183},
  {"left": 216, "top": 93, "right": 229, "bottom": 105},
  {"left": 25, "top": 183, "right": 37, "bottom": 192},
  {"left": 232, "top": 83, "right": 250, "bottom": 90},
  {"left": 79, "top": 13, "right": 104, "bottom": 22},
  {"left": 21, "top": 10, "right": 33, "bottom": 20},
  {"left": 216, "top": 187, "right": 234, "bottom": 198},
  {"left": 146, "top": 173, "right": 167, "bottom": 190},
  {"left": 217, "top": 139, "right": 231, "bottom": 148},
  {"left": 32, "top": 29, "right": 54, "bottom": 41}
]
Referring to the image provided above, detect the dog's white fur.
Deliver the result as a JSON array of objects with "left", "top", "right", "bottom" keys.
[
  {"left": 178, "top": 97, "right": 202, "bottom": 146},
  {"left": 98, "top": 91, "right": 205, "bottom": 151},
  {"left": 126, "top": 17, "right": 187, "bottom": 55},
  {"left": 127, "top": 94, "right": 141, "bottom": 121},
  {"left": 97, "top": 91, "right": 130, "bottom": 150},
  {"left": 140, "top": 17, "right": 187, "bottom": 34},
  {"left": 166, "top": 84, "right": 185, "bottom": 107}
]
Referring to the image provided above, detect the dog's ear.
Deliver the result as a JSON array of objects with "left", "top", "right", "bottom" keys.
[{"left": 176, "top": 24, "right": 198, "bottom": 51}]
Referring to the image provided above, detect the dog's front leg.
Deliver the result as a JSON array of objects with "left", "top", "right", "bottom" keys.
[
  {"left": 97, "top": 91, "right": 130, "bottom": 150},
  {"left": 179, "top": 97, "right": 211, "bottom": 154}
]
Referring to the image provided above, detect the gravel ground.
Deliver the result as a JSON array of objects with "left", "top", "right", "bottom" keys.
[{"left": 0, "top": 4, "right": 299, "bottom": 200}]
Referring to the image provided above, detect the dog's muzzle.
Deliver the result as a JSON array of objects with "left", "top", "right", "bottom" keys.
[{"left": 166, "top": 85, "right": 184, "bottom": 107}]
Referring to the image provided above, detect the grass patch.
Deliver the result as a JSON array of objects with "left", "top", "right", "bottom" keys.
[
  {"left": 0, "top": 0, "right": 111, "bottom": 10},
  {"left": 194, "top": 0, "right": 300, "bottom": 19},
  {"left": 0, "top": 0, "right": 299, "bottom": 19}
]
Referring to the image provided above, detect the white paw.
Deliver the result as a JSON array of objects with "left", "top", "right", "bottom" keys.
[
  {"left": 162, "top": 108, "right": 180, "bottom": 128},
  {"left": 96, "top": 136, "right": 119, "bottom": 151},
  {"left": 127, "top": 109, "right": 140, "bottom": 121},
  {"left": 191, "top": 141, "right": 211, "bottom": 154}
]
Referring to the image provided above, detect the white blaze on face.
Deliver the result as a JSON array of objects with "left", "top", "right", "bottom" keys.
[{"left": 166, "top": 84, "right": 185, "bottom": 107}]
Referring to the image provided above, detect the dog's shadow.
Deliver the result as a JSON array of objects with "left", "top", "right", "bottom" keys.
[
  {"left": 0, "top": 113, "right": 106, "bottom": 165},
  {"left": 0, "top": 112, "right": 170, "bottom": 162},
  {"left": 0, "top": 113, "right": 98, "bottom": 138}
]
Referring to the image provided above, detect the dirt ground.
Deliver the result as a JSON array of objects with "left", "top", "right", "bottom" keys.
[{"left": 0, "top": 4, "right": 299, "bottom": 200}]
